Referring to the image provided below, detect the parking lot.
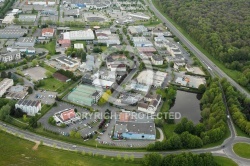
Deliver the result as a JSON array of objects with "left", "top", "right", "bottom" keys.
[
  {"left": 27, "top": 90, "right": 57, "bottom": 104},
  {"left": 23, "top": 67, "right": 47, "bottom": 81}
]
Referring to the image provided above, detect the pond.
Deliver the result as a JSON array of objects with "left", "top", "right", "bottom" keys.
[{"left": 169, "top": 90, "right": 201, "bottom": 124}]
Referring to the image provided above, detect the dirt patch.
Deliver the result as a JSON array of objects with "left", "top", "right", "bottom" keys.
[{"left": 32, "top": 141, "right": 40, "bottom": 150}]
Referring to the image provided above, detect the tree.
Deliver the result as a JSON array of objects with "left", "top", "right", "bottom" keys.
[
  {"left": 46, "top": 54, "right": 51, "bottom": 60},
  {"left": 48, "top": 116, "right": 56, "bottom": 125},
  {"left": 32, "top": 59, "right": 38, "bottom": 67},
  {"left": 170, "top": 62, "right": 174, "bottom": 68},
  {"left": 45, "top": 71, "right": 53, "bottom": 78},
  {"left": 70, "top": 130, "right": 76, "bottom": 137},
  {"left": 198, "top": 84, "right": 206, "bottom": 93},
  {"left": 29, "top": 116, "right": 38, "bottom": 128},
  {"left": 7, "top": 72, "right": 12, "bottom": 78},
  {"left": 1, "top": 71, "right": 7, "bottom": 78},
  {"left": 75, "top": 132, "right": 81, "bottom": 138},
  {"left": 28, "top": 86, "right": 33, "bottom": 94},
  {"left": 142, "top": 153, "right": 162, "bottom": 166},
  {"left": 0, "top": 104, "right": 11, "bottom": 122}
]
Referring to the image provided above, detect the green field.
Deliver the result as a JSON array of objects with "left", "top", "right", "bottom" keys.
[
  {"left": 40, "top": 78, "right": 66, "bottom": 91},
  {"left": 0, "top": 130, "right": 140, "bottom": 166},
  {"left": 233, "top": 143, "right": 250, "bottom": 159},
  {"left": 36, "top": 40, "right": 56, "bottom": 55},
  {"left": 162, "top": 124, "right": 176, "bottom": 139},
  {"left": 213, "top": 156, "right": 238, "bottom": 166}
]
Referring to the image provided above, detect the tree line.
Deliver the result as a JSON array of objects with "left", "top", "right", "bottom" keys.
[
  {"left": 221, "top": 78, "right": 250, "bottom": 135},
  {"left": 154, "top": 0, "right": 250, "bottom": 90},
  {"left": 142, "top": 152, "right": 219, "bottom": 166},
  {"left": 0, "top": 0, "right": 15, "bottom": 18},
  {"left": 148, "top": 78, "right": 227, "bottom": 150}
]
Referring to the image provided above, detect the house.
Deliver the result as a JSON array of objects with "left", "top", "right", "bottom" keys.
[
  {"left": 0, "top": 78, "right": 14, "bottom": 97},
  {"left": 0, "top": 51, "right": 21, "bottom": 62},
  {"left": 53, "top": 108, "right": 80, "bottom": 124},
  {"left": 57, "top": 39, "right": 71, "bottom": 48},
  {"left": 114, "top": 121, "right": 156, "bottom": 140},
  {"left": 42, "top": 28, "right": 55, "bottom": 38},
  {"left": 15, "top": 100, "right": 41, "bottom": 116},
  {"left": 151, "top": 55, "right": 163, "bottom": 65},
  {"left": 174, "top": 62, "right": 186, "bottom": 70},
  {"left": 106, "top": 54, "right": 128, "bottom": 71},
  {"left": 138, "top": 94, "right": 161, "bottom": 114},
  {"left": 15, "top": 37, "right": 36, "bottom": 47}
]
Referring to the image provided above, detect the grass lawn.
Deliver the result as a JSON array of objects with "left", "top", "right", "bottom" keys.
[
  {"left": 234, "top": 123, "right": 250, "bottom": 138},
  {"left": 213, "top": 156, "right": 238, "bottom": 166},
  {"left": 36, "top": 40, "right": 56, "bottom": 55},
  {"left": 233, "top": 143, "right": 250, "bottom": 159},
  {"left": 151, "top": 0, "right": 246, "bottom": 92},
  {"left": 156, "top": 128, "right": 160, "bottom": 139},
  {"left": 0, "top": 130, "right": 140, "bottom": 166},
  {"left": 162, "top": 124, "right": 176, "bottom": 139},
  {"left": 40, "top": 77, "right": 67, "bottom": 92},
  {"left": 43, "top": 64, "right": 57, "bottom": 73}
]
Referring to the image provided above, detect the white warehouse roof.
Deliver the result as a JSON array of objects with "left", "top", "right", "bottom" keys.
[{"left": 63, "top": 29, "right": 95, "bottom": 41}]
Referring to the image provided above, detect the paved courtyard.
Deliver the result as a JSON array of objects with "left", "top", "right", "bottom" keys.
[{"left": 23, "top": 67, "right": 47, "bottom": 81}]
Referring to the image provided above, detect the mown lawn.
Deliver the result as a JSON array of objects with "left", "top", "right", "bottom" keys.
[
  {"left": 36, "top": 40, "right": 56, "bottom": 55},
  {"left": 233, "top": 143, "right": 250, "bottom": 159},
  {"left": 40, "top": 77, "right": 66, "bottom": 92},
  {"left": 0, "top": 130, "right": 140, "bottom": 166},
  {"left": 213, "top": 156, "right": 238, "bottom": 166}
]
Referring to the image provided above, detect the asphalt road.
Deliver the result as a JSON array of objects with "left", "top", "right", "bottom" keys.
[{"left": 146, "top": 0, "right": 250, "bottom": 99}]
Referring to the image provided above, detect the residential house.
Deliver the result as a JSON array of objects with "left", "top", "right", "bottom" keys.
[
  {"left": 151, "top": 55, "right": 163, "bottom": 65},
  {"left": 0, "top": 51, "right": 21, "bottom": 62},
  {"left": 0, "top": 78, "right": 14, "bottom": 97},
  {"left": 42, "top": 28, "right": 55, "bottom": 38}
]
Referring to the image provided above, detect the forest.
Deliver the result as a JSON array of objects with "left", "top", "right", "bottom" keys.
[{"left": 154, "top": 0, "right": 250, "bottom": 90}]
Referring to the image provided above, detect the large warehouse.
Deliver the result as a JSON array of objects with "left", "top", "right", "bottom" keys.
[
  {"left": 67, "top": 84, "right": 103, "bottom": 106},
  {"left": 62, "top": 29, "right": 95, "bottom": 41}
]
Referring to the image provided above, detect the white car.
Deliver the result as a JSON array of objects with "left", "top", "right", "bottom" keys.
[{"left": 72, "top": 145, "right": 77, "bottom": 148}]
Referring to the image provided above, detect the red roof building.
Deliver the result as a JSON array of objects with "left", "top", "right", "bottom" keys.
[
  {"left": 58, "top": 39, "right": 71, "bottom": 48},
  {"left": 42, "top": 28, "right": 55, "bottom": 37},
  {"left": 60, "top": 109, "right": 76, "bottom": 121}
]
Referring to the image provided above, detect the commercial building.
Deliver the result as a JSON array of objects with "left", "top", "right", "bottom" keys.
[
  {"left": 67, "top": 84, "right": 103, "bottom": 106},
  {"left": 137, "top": 70, "right": 167, "bottom": 87},
  {"left": 15, "top": 37, "right": 36, "bottom": 47},
  {"left": 53, "top": 108, "right": 80, "bottom": 124},
  {"left": 74, "top": 43, "right": 84, "bottom": 49},
  {"left": 137, "top": 47, "right": 157, "bottom": 53},
  {"left": 128, "top": 25, "right": 148, "bottom": 35},
  {"left": 114, "top": 121, "right": 156, "bottom": 140},
  {"left": 151, "top": 55, "right": 163, "bottom": 65},
  {"left": 128, "top": 13, "right": 150, "bottom": 20},
  {"left": 15, "top": 100, "right": 41, "bottom": 116},
  {"left": 79, "top": 55, "right": 95, "bottom": 71},
  {"left": 130, "top": 82, "right": 150, "bottom": 93},
  {"left": 42, "top": 28, "right": 55, "bottom": 38},
  {"left": 62, "top": 29, "right": 95, "bottom": 41},
  {"left": 57, "top": 39, "right": 71, "bottom": 48},
  {"left": 138, "top": 94, "right": 161, "bottom": 114},
  {"left": 0, "top": 78, "right": 14, "bottom": 97},
  {"left": 92, "top": 78, "right": 114, "bottom": 89},
  {"left": 0, "top": 51, "right": 21, "bottom": 62},
  {"left": 18, "top": 14, "right": 37, "bottom": 22},
  {"left": 56, "top": 56, "right": 79, "bottom": 68},
  {"left": 25, "top": 0, "right": 56, "bottom": 6},
  {"left": 132, "top": 37, "right": 153, "bottom": 47},
  {"left": 116, "top": 92, "right": 142, "bottom": 106},
  {"left": 0, "top": 26, "right": 28, "bottom": 39}
]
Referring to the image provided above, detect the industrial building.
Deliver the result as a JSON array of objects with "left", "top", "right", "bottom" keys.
[
  {"left": 67, "top": 84, "right": 103, "bottom": 106},
  {"left": 2, "top": 15, "right": 15, "bottom": 24},
  {"left": 62, "top": 29, "right": 95, "bottom": 41},
  {"left": 15, "top": 37, "right": 36, "bottom": 47},
  {"left": 0, "top": 26, "right": 28, "bottom": 39},
  {"left": 18, "top": 14, "right": 37, "bottom": 22},
  {"left": 56, "top": 56, "right": 79, "bottom": 68},
  {"left": 137, "top": 70, "right": 167, "bottom": 87}
]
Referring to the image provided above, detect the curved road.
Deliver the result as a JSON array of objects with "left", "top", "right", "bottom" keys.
[
  {"left": 146, "top": 0, "right": 250, "bottom": 99},
  {"left": 1, "top": 122, "right": 250, "bottom": 165}
]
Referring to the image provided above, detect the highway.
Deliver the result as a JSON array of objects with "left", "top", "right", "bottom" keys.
[{"left": 146, "top": 0, "right": 250, "bottom": 99}]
